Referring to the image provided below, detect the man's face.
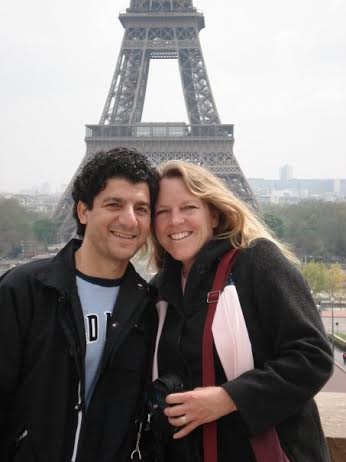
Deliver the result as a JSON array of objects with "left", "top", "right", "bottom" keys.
[{"left": 77, "top": 178, "right": 151, "bottom": 270}]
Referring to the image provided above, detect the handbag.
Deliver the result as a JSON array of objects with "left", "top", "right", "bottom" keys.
[{"left": 202, "top": 248, "right": 289, "bottom": 462}]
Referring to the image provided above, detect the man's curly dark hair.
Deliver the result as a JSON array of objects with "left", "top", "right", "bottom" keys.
[{"left": 72, "top": 147, "right": 159, "bottom": 237}]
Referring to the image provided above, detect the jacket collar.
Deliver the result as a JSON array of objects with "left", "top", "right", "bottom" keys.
[
  {"left": 156, "top": 238, "right": 231, "bottom": 304},
  {"left": 34, "top": 239, "right": 82, "bottom": 294},
  {"left": 34, "top": 238, "right": 150, "bottom": 296}
]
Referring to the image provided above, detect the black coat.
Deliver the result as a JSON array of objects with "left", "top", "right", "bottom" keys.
[
  {"left": 153, "top": 238, "right": 333, "bottom": 462},
  {"left": 0, "top": 239, "right": 156, "bottom": 462}
]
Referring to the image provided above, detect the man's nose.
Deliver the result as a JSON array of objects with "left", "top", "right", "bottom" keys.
[{"left": 118, "top": 206, "right": 138, "bottom": 227}]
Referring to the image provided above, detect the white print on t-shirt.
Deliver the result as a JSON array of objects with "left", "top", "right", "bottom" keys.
[{"left": 85, "top": 311, "right": 112, "bottom": 343}]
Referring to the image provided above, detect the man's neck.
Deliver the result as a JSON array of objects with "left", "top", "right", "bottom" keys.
[{"left": 74, "top": 245, "right": 128, "bottom": 280}]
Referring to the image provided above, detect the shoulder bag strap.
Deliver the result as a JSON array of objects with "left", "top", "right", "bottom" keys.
[{"left": 202, "top": 248, "right": 239, "bottom": 462}]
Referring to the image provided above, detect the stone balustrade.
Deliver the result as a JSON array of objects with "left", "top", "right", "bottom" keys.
[{"left": 316, "top": 392, "right": 346, "bottom": 462}]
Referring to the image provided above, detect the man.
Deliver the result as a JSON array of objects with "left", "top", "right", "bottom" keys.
[{"left": 0, "top": 148, "right": 159, "bottom": 462}]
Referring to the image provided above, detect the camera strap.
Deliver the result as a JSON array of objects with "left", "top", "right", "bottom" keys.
[{"left": 202, "top": 247, "right": 239, "bottom": 462}]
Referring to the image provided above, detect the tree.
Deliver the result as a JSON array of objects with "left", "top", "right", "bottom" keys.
[
  {"left": 32, "top": 219, "right": 57, "bottom": 244},
  {"left": 301, "top": 262, "right": 327, "bottom": 295},
  {"left": 261, "top": 201, "right": 346, "bottom": 259},
  {"left": 325, "top": 264, "right": 346, "bottom": 300},
  {"left": 264, "top": 213, "right": 285, "bottom": 238},
  {"left": 0, "top": 198, "right": 37, "bottom": 257}
]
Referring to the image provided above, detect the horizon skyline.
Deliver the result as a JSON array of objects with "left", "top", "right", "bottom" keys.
[{"left": 1, "top": 170, "right": 346, "bottom": 196}]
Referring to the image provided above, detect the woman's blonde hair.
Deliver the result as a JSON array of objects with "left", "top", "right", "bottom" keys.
[{"left": 151, "top": 160, "right": 298, "bottom": 270}]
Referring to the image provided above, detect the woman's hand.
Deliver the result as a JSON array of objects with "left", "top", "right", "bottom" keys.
[{"left": 164, "top": 386, "right": 237, "bottom": 439}]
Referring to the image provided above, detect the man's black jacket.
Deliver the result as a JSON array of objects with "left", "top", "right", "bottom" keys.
[{"left": 0, "top": 239, "right": 156, "bottom": 462}]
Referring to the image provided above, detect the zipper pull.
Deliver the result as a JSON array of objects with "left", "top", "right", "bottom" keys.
[{"left": 130, "top": 421, "right": 143, "bottom": 461}]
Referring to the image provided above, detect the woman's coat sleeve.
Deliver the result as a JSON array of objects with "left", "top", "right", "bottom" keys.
[{"left": 223, "top": 240, "right": 333, "bottom": 435}]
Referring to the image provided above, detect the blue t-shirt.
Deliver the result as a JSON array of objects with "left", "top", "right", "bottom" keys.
[{"left": 76, "top": 270, "right": 121, "bottom": 408}]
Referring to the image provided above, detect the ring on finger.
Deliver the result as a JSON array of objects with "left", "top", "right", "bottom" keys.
[{"left": 180, "top": 415, "right": 188, "bottom": 426}]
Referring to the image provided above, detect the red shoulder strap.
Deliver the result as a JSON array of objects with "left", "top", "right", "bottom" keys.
[{"left": 202, "top": 248, "right": 238, "bottom": 462}]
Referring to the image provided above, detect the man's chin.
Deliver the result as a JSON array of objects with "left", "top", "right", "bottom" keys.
[{"left": 110, "top": 247, "right": 141, "bottom": 262}]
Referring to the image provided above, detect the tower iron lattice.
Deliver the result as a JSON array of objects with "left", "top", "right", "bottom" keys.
[{"left": 54, "top": 0, "right": 256, "bottom": 239}]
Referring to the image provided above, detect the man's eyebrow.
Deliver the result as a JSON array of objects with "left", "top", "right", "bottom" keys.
[
  {"left": 102, "top": 197, "right": 150, "bottom": 207},
  {"left": 136, "top": 201, "right": 151, "bottom": 208},
  {"left": 102, "top": 196, "right": 123, "bottom": 203}
]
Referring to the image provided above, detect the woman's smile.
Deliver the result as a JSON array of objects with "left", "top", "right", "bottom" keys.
[{"left": 169, "top": 231, "right": 192, "bottom": 241}]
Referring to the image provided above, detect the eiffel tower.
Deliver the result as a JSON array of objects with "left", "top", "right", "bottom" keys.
[{"left": 54, "top": 0, "right": 256, "bottom": 240}]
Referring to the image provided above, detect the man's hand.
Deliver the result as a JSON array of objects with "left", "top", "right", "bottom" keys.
[{"left": 164, "top": 386, "right": 237, "bottom": 439}]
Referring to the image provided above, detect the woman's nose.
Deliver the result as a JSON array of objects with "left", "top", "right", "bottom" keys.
[{"left": 169, "top": 210, "right": 184, "bottom": 226}]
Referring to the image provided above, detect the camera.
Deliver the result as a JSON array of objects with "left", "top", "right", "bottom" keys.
[{"left": 147, "top": 374, "right": 184, "bottom": 435}]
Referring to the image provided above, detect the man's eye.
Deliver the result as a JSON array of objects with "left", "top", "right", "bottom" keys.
[
  {"left": 105, "top": 203, "right": 120, "bottom": 209},
  {"left": 136, "top": 207, "right": 149, "bottom": 215}
]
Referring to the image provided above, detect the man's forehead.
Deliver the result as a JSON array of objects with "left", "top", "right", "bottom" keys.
[{"left": 99, "top": 178, "right": 150, "bottom": 202}]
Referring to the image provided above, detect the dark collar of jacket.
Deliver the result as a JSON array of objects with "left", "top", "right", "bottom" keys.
[
  {"left": 33, "top": 238, "right": 150, "bottom": 295},
  {"left": 153, "top": 238, "right": 231, "bottom": 306},
  {"left": 33, "top": 238, "right": 82, "bottom": 294},
  {"left": 32, "top": 238, "right": 153, "bottom": 372}
]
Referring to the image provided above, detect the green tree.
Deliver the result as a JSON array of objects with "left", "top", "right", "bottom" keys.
[
  {"left": 325, "top": 264, "right": 346, "bottom": 299},
  {"left": 264, "top": 213, "right": 285, "bottom": 238},
  {"left": 261, "top": 201, "right": 346, "bottom": 259},
  {"left": 301, "top": 262, "right": 327, "bottom": 294},
  {"left": 32, "top": 219, "right": 57, "bottom": 244},
  {"left": 0, "top": 198, "right": 37, "bottom": 257}
]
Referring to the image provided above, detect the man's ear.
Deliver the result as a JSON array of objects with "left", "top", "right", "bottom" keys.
[{"left": 77, "top": 201, "right": 89, "bottom": 225}]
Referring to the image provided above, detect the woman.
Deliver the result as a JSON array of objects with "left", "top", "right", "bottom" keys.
[{"left": 150, "top": 160, "right": 333, "bottom": 462}]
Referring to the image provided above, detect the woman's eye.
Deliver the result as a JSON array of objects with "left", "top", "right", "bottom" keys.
[{"left": 155, "top": 209, "right": 168, "bottom": 216}]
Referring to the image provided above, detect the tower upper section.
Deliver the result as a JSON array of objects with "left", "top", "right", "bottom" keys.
[
  {"left": 128, "top": 1, "right": 195, "bottom": 12},
  {"left": 122, "top": 0, "right": 204, "bottom": 30},
  {"left": 101, "top": 0, "right": 217, "bottom": 125}
]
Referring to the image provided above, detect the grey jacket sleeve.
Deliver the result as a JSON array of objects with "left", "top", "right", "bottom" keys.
[{"left": 222, "top": 239, "right": 333, "bottom": 435}]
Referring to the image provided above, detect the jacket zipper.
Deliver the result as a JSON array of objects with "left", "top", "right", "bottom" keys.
[
  {"left": 17, "top": 429, "right": 28, "bottom": 442},
  {"left": 57, "top": 293, "right": 85, "bottom": 462},
  {"left": 71, "top": 381, "right": 83, "bottom": 462}
]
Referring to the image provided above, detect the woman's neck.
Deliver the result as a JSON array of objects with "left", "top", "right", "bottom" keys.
[{"left": 181, "top": 261, "right": 193, "bottom": 279}]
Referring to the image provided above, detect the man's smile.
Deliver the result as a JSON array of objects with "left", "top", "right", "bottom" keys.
[{"left": 110, "top": 231, "right": 137, "bottom": 239}]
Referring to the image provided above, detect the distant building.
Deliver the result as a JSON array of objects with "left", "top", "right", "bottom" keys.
[
  {"left": 279, "top": 164, "right": 294, "bottom": 181},
  {"left": 39, "top": 182, "right": 51, "bottom": 195},
  {"left": 249, "top": 178, "right": 346, "bottom": 204},
  {"left": 333, "top": 179, "right": 341, "bottom": 196}
]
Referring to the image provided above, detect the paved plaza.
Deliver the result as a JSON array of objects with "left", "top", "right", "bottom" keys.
[{"left": 321, "top": 309, "right": 346, "bottom": 335}]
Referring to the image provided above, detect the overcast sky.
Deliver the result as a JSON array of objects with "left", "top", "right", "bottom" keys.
[{"left": 1, "top": 0, "right": 345, "bottom": 193}]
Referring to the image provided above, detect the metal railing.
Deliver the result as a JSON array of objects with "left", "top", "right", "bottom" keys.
[{"left": 85, "top": 123, "right": 233, "bottom": 139}]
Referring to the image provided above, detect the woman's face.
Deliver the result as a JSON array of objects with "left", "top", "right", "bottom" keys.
[{"left": 155, "top": 177, "right": 218, "bottom": 274}]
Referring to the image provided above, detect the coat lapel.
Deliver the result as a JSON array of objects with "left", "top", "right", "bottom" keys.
[
  {"left": 152, "top": 300, "right": 168, "bottom": 380},
  {"left": 101, "top": 263, "right": 149, "bottom": 368}
]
